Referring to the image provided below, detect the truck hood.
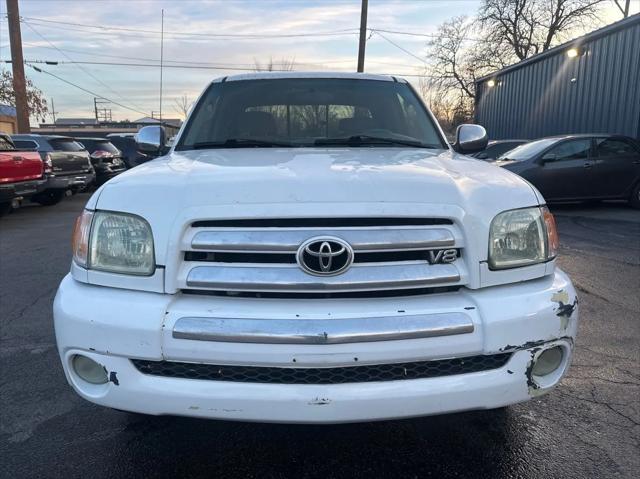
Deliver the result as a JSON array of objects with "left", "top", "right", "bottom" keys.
[{"left": 93, "top": 147, "right": 540, "bottom": 264}]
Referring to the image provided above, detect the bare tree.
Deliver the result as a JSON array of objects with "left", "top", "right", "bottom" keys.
[
  {"left": 0, "top": 71, "right": 48, "bottom": 122},
  {"left": 424, "top": 16, "right": 503, "bottom": 124},
  {"left": 423, "top": 0, "right": 609, "bottom": 127},
  {"left": 253, "top": 57, "right": 296, "bottom": 72},
  {"left": 173, "top": 94, "right": 192, "bottom": 118},
  {"left": 479, "top": 0, "right": 607, "bottom": 60}
]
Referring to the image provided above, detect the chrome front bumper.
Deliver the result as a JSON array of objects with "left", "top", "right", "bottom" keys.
[{"left": 172, "top": 313, "right": 474, "bottom": 344}]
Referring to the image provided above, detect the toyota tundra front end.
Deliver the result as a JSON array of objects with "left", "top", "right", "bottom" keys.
[{"left": 53, "top": 73, "right": 578, "bottom": 423}]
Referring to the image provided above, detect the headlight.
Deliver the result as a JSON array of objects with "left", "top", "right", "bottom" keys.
[
  {"left": 72, "top": 210, "right": 155, "bottom": 275},
  {"left": 488, "top": 206, "right": 557, "bottom": 270}
]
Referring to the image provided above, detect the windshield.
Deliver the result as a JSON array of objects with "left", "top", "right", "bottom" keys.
[
  {"left": 177, "top": 78, "right": 446, "bottom": 150},
  {"left": 108, "top": 137, "right": 137, "bottom": 154},
  {"left": 498, "top": 138, "right": 559, "bottom": 161},
  {"left": 0, "top": 136, "right": 15, "bottom": 151},
  {"left": 82, "top": 140, "right": 120, "bottom": 155},
  {"left": 12, "top": 140, "right": 38, "bottom": 150},
  {"left": 48, "top": 138, "right": 85, "bottom": 152}
]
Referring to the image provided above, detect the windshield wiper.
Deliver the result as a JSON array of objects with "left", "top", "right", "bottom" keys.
[
  {"left": 314, "top": 135, "right": 437, "bottom": 149},
  {"left": 191, "top": 138, "right": 291, "bottom": 149}
]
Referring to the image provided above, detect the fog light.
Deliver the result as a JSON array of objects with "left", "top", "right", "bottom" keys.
[
  {"left": 72, "top": 355, "right": 108, "bottom": 384},
  {"left": 532, "top": 346, "right": 563, "bottom": 377}
]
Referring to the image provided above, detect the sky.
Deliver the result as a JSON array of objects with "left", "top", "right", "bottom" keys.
[{"left": 0, "top": 0, "right": 637, "bottom": 122}]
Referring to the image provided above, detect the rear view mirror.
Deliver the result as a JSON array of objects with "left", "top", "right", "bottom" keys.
[
  {"left": 453, "top": 124, "right": 488, "bottom": 154},
  {"left": 136, "top": 125, "right": 166, "bottom": 155}
]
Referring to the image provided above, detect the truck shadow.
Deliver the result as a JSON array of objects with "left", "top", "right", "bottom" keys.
[{"left": 116, "top": 407, "right": 532, "bottom": 478}]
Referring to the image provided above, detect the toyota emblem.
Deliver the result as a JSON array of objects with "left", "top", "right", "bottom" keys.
[{"left": 296, "top": 237, "right": 354, "bottom": 276}]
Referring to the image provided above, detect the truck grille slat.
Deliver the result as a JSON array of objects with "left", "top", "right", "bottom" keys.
[
  {"left": 185, "top": 263, "right": 460, "bottom": 292},
  {"left": 184, "top": 249, "right": 461, "bottom": 264},
  {"left": 181, "top": 286, "right": 461, "bottom": 299},
  {"left": 192, "top": 217, "right": 453, "bottom": 228},
  {"left": 131, "top": 354, "right": 511, "bottom": 384}
]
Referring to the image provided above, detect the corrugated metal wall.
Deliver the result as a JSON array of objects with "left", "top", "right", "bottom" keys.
[{"left": 475, "top": 17, "right": 640, "bottom": 140}]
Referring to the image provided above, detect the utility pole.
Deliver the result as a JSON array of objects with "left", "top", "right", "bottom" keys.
[
  {"left": 6, "top": 0, "right": 30, "bottom": 133},
  {"left": 356, "top": 0, "right": 368, "bottom": 72},
  {"left": 159, "top": 9, "right": 164, "bottom": 122},
  {"left": 613, "top": 0, "right": 631, "bottom": 17},
  {"left": 94, "top": 98, "right": 112, "bottom": 123},
  {"left": 50, "top": 98, "right": 57, "bottom": 124}
]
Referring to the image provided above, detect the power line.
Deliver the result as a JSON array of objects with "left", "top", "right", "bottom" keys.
[
  {"left": 371, "top": 30, "right": 427, "bottom": 64},
  {"left": 23, "top": 59, "right": 325, "bottom": 72},
  {"left": 18, "top": 60, "right": 428, "bottom": 77},
  {"left": 21, "top": 58, "right": 435, "bottom": 78},
  {"left": 20, "top": 16, "right": 360, "bottom": 39},
  {"left": 22, "top": 21, "right": 148, "bottom": 114},
  {"left": 19, "top": 16, "right": 487, "bottom": 43},
  {"left": 26, "top": 64, "right": 149, "bottom": 116},
  {"left": 370, "top": 27, "right": 486, "bottom": 43},
  {"left": 21, "top": 42, "right": 369, "bottom": 68},
  {"left": 21, "top": 42, "right": 426, "bottom": 70}
]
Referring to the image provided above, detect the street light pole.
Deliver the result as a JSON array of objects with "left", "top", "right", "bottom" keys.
[
  {"left": 357, "top": 0, "right": 368, "bottom": 72},
  {"left": 159, "top": 8, "right": 164, "bottom": 122},
  {"left": 6, "top": 0, "right": 30, "bottom": 133}
]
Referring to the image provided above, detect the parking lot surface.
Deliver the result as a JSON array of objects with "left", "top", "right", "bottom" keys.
[{"left": 1, "top": 195, "right": 639, "bottom": 478}]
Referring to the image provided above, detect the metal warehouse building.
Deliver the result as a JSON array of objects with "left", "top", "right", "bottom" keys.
[{"left": 474, "top": 14, "right": 640, "bottom": 140}]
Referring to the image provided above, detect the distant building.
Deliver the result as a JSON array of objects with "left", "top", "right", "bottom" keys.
[
  {"left": 0, "top": 104, "right": 18, "bottom": 134},
  {"left": 35, "top": 116, "right": 183, "bottom": 138},
  {"left": 54, "top": 118, "right": 99, "bottom": 126},
  {"left": 474, "top": 14, "right": 640, "bottom": 140},
  {"left": 133, "top": 116, "right": 183, "bottom": 129}
]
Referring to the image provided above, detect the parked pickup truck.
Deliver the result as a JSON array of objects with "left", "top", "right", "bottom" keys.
[
  {"left": 0, "top": 133, "right": 46, "bottom": 216},
  {"left": 11, "top": 134, "right": 95, "bottom": 205},
  {"left": 54, "top": 73, "right": 578, "bottom": 423}
]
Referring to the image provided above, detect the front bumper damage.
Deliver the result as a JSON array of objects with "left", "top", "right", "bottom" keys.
[{"left": 53, "top": 269, "right": 578, "bottom": 423}]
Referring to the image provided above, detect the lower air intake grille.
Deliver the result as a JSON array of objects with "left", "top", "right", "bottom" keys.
[{"left": 131, "top": 353, "right": 511, "bottom": 385}]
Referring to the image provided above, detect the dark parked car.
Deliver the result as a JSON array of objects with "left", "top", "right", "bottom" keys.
[
  {"left": 76, "top": 138, "right": 127, "bottom": 185},
  {"left": 495, "top": 134, "right": 640, "bottom": 208},
  {"left": 11, "top": 134, "right": 95, "bottom": 205},
  {"left": 471, "top": 139, "right": 528, "bottom": 161},
  {"left": 106, "top": 133, "right": 152, "bottom": 168}
]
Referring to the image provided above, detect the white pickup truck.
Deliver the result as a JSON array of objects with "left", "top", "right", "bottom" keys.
[{"left": 54, "top": 72, "right": 578, "bottom": 423}]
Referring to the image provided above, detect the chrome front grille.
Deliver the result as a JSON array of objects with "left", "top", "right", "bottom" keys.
[{"left": 178, "top": 218, "right": 466, "bottom": 294}]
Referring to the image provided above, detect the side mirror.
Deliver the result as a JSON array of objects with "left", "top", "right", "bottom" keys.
[
  {"left": 541, "top": 153, "right": 557, "bottom": 163},
  {"left": 453, "top": 124, "right": 488, "bottom": 154},
  {"left": 136, "top": 125, "right": 166, "bottom": 155}
]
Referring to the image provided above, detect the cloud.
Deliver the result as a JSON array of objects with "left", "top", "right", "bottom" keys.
[{"left": 5, "top": 0, "right": 633, "bottom": 120}]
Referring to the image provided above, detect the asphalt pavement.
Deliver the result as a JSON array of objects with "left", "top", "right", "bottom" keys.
[{"left": 1, "top": 195, "right": 639, "bottom": 479}]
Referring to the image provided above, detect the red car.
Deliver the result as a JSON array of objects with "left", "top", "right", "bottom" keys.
[{"left": 0, "top": 133, "right": 48, "bottom": 216}]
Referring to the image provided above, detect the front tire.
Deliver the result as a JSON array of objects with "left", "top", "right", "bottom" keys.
[
  {"left": 32, "top": 190, "right": 65, "bottom": 206},
  {"left": 630, "top": 183, "right": 640, "bottom": 209},
  {"left": 0, "top": 202, "right": 12, "bottom": 217}
]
